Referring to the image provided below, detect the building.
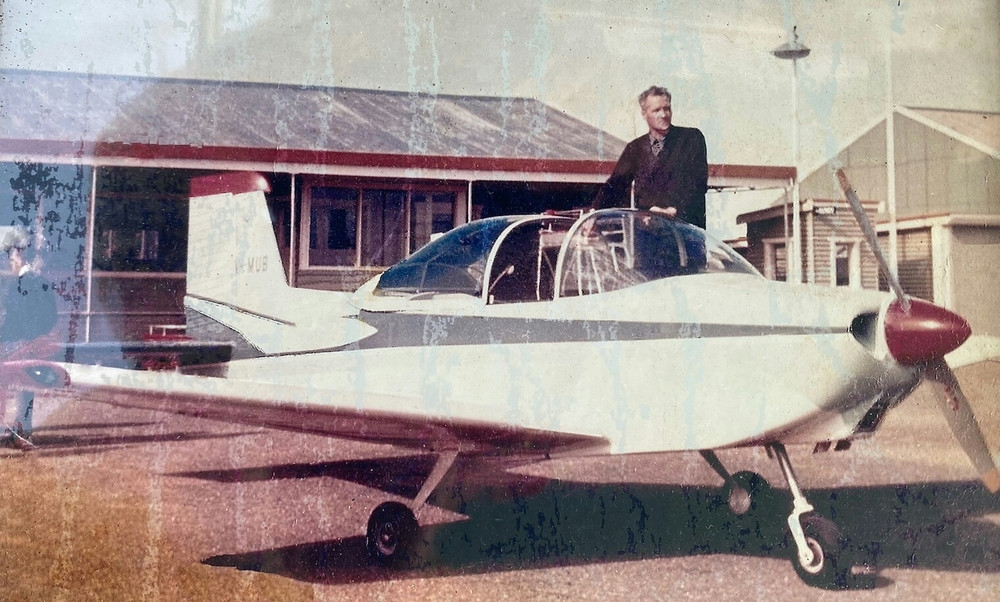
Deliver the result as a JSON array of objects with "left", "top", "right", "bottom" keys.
[
  {"left": 739, "top": 106, "right": 1000, "bottom": 336},
  {"left": 1, "top": 69, "right": 792, "bottom": 341},
  {"left": 737, "top": 197, "right": 880, "bottom": 289}
]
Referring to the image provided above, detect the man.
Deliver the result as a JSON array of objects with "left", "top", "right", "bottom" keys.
[
  {"left": 0, "top": 226, "right": 58, "bottom": 448},
  {"left": 592, "top": 86, "right": 708, "bottom": 229}
]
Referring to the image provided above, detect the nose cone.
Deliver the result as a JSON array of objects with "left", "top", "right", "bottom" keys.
[{"left": 885, "top": 298, "right": 972, "bottom": 365}]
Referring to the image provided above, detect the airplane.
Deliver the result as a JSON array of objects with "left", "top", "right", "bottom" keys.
[{"left": 33, "top": 170, "right": 998, "bottom": 589}]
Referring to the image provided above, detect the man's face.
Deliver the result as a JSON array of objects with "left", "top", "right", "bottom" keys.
[{"left": 641, "top": 94, "right": 672, "bottom": 136}]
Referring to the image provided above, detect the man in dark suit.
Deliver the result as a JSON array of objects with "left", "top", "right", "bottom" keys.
[{"left": 592, "top": 86, "right": 708, "bottom": 229}]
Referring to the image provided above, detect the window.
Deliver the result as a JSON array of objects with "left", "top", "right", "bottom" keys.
[
  {"left": 304, "top": 187, "right": 358, "bottom": 267},
  {"left": 92, "top": 197, "right": 187, "bottom": 272},
  {"left": 831, "top": 240, "right": 861, "bottom": 288},
  {"left": 410, "top": 191, "right": 455, "bottom": 252},
  {"left": 301, "top": 181, "right": 460, "bottom": 269},
  {"left": 362, "top": 190, "right": 406, "bottom": 266},
  {"left": 763, "top": 239, "right": 787, "bottom": 282},
  {"left": 558, "top": 212, "right": 759, "bottom": 298},
  {"left": 376, "top": 217, "right": 515, "bottom": 296},
  {"left": 100, "top": 229, "right": 160, "bottom": 262}
]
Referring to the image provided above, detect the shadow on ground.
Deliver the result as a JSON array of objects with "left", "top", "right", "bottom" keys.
[{"left": 196, "top": 454, "right": 1000, "bottom": 590}]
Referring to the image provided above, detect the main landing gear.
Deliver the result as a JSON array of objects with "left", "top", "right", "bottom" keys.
[
  {"left": 365, "top": 449, "right": 458, "bottom": 568},
  {"left": 702, "top": 444, "right": 852, "bottom": 588}
]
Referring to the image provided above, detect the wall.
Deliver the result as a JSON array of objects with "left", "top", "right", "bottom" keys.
[
  {"left": 896, "top": 114, "right": 1000, "bottom": 219},
  {"left": 807, "top": 205, "right": 879, "bottom": 289},
  {"left": 949, "top": 225, "right": 1000, "bottom": 337}
]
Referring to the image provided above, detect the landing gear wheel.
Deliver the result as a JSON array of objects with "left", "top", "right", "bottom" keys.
[
  {"left": 789, "top": 514, "right": 852, "bottom": 589},
  {"left": 366, "top": 501, "right": 418, "bottom": 568},
  {"left": 726, "top": 471, "right": 781, "bottom": 546},
  {"left": 725, "top": 471, "right": 774, "bottom": 516}
]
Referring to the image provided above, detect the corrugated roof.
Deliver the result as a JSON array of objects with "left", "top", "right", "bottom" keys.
[{"left": 0, "top": 69, "right": 624, "bottom": 162}]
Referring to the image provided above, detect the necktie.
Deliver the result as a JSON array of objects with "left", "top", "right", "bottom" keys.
[{"left": 651, "top": 137, "right": 662, "bottom": 155}]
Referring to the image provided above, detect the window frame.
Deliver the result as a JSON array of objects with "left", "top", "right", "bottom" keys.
[
  {"left": 829, "top": 238, "right": 862, "bottom": 288},
  {"left": 762, "top": 237, "right": 788, "bottom": 282},
  {"left": 298, "top": 177, "right": 465, "bottom": 270}
]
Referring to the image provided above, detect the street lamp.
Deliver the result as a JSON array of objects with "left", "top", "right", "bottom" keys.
[{"left": 772, "top": 26, "right": 810, "bottom": 284}]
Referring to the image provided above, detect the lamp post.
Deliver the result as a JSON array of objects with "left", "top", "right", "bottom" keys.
[{"left": 772, "top": 26, "right": 810, "bottom": 284}]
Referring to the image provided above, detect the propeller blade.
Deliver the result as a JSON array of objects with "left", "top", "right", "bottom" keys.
[
  {"left": 925, "top": 358, "right": 1000, "bottom": 493},
  {"left": 834, "top": 167, "right": 910, "bottom": 310}
]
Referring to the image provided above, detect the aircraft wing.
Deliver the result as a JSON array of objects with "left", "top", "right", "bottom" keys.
[{"left": 58, "top": 362, "right": 609, "bottom": 457}]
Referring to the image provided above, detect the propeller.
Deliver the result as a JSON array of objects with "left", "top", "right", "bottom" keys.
[{"left": 835, "top": 167, "right": 999, "bottom": 493}]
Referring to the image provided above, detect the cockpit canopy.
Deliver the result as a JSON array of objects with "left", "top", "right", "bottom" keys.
[{"left": 375, "top": 209, "right": 760, "bottom": 303}]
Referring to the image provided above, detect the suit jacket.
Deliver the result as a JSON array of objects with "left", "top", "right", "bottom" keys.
[{"left": 592, "top": 126, "right": 708, "bottom": 229}]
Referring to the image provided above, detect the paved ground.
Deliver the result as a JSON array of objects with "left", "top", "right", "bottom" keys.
[{"left": 0, "top": 362, "right": 998, "bottom": 600}]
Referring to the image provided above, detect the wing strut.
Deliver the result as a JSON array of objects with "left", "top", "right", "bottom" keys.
[{"left": 410, "top": 449, "right": 459, "bottom": 514}]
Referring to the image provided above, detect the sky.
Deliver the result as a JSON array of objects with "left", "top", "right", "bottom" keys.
[{"left": 1, "top": 0, "right": 998, "bottom": 234}]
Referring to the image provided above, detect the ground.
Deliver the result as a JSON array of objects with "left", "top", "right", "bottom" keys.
[{"left": 0, "top": 362, "right": 998, "bottom": 601}]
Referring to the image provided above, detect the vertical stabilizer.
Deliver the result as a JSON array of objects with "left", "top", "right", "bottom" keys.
[
  {"left": 187, "top": 172, "right": 287, "bottom": 316},
  {"left": 185, "top": 172, "right": 375, "bottom": 355}
]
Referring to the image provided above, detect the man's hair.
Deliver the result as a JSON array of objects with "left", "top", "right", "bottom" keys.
[{"left": 638, "top": 86, "right": 671, "bottom": 106}]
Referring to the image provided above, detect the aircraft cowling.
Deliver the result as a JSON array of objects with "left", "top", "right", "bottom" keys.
[{"left": 884, "top": 298, "right": 971, "bottom": 366}]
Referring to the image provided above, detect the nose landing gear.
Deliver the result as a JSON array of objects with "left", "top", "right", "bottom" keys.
[
  {"left": 702, "top": 445, "right": 853, "bottom": 588},
  {"left": 768, "top": 442, "right": 852, "bottom": 588}
]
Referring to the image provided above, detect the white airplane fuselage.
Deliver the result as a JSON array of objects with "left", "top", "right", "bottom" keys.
[
  {"left": 218, "top": 275, "right": 918, "bottom": 454},
  {"left": 65, "top": 269, "right": 919, "bottom": 457}
]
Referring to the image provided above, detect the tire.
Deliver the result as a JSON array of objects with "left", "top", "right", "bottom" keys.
[
  {"left": 788, "top": 513, "right": 852, "bottom": 589},
  {"left": 726, "top": 471, "right": 774, "bottom": 516},
  {"left": 726, "top": 471, "right": 782, "bottom": 548},
  {"left": 366, "top": 501, "right": 418, "bottom": 568}
]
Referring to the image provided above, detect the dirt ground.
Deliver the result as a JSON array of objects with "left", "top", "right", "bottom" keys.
[{"left": 1, "top": 361, "right": 998, "bottom": 601}]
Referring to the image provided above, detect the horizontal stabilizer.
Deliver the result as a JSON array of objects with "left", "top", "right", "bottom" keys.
[{"left": 185, "top": 296, "right": 375, "bottom": 355}]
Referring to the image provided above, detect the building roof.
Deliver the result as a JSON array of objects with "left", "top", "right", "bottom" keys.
[
  {"left": 909, "top": 108, "right": 1000, "bottom": 153},
  {"left": 736, "top": 197, "right": 878, "bottom": 225},
  {"left": 0, "top": 69, "right": 795, "bottom": 189},
  {"left": 0, "top": 69, "right": 623, "bottom": 164}
]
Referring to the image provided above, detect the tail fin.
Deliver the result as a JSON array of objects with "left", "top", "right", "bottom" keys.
[
  {"left": 185, "top": 172, "right": 375, "bottom": 356},
  {"left": 187, "top": 173, "right": 287, "bottom": 310}
]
